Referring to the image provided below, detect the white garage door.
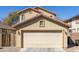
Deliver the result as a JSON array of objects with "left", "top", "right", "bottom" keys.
[{"left": 23, "top": 32, "right": 63, "bottom": 48}]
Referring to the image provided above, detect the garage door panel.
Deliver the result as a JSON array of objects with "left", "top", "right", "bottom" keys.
[
  {"left": 23, "top": 32, "right": 62, "bottom": 48},
  {"left": 24, "top": 41, "right": 62, "bottom": 44}
]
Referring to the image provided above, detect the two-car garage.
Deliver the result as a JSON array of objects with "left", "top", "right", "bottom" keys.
[
  {"left": 13, "top": 14, "right": 69, "bottom": 49},
  {"left": 22, "top": 31, "right": 63, "bottom": 48}
]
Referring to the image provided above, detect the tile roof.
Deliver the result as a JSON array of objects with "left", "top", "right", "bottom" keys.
[
  {"left": 0, "top": 21, "right": 16, "bottom": 30},
  {"left": 64, "top": 15, "right": 79, "bottom": 22},
  {"left": 12, "top": 14, "right": 69, "bottom": 28},
  {"left": 13, "top": 7, "right": 69, "bottom": 28},
  {"left": 17, "top": 8, "right": 41, "bottom": 15},
  {"left": 71, "top": 33, "right": 79, "bottom": 40},
  {"left": 34, "top": 7, "right": 56, "bottom": 16},
  {"left": 17, "top": 7, "right": 56, "bottom": 16}
]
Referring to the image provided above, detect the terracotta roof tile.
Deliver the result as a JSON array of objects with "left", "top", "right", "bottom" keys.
[
  {"left": 0, "top": 21, "right": 16, "bottom": 30},
  {"left": 12, "top": 14, "right": 69, "bottom": 28},
  {"left": 17, "top": 8, "right": 42, "bottom": 14},
  {"left": 34, "top": 7, "right": 56, "bottom": 16},
  {"left": 64, "top": 15, "right": 79, "bottom": 22},
  {"left": 13, "top": 7, "right": 69, "bottom": 28},
  {"left": 71, "top": 33, "right": 79, "bottom": 40}
]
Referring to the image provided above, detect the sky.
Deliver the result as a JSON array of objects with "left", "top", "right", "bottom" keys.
[{"left": 0, "top": 6, "right": 79, "bottom": 21}]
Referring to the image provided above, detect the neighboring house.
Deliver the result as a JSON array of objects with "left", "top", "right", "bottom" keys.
[
  {"left": 0, "top": 21, "right": 15, "bottom": 48},
  {"left": 12, "top": 7, "right": 69, "bottom": 48},
  {"left": 64, "top": 15, "right": 79, "bottom": 45}
]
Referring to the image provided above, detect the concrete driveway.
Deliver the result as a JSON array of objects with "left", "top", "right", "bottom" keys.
[
  {"left": 1, "top": 46, "right": 79, "bottom": 52},
  {"left": 0, "top": 47, "right": 20, "bottom": 52},
  {"left": 20, "top": 48, "right": 65, "bottom": 52}
]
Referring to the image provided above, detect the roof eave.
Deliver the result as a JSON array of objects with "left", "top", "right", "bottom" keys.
[
  {"left": 34, "top": 7, "right": 56, "bottom": 16},
  {"left": 12, "top": 14, "right": 69, "bottom": 28},
  {"left": 64, "top": 15, "right": 79, "bottom": 22}
]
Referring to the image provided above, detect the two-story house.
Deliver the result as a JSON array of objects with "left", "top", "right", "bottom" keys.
[
  {"left": 64, "top": 15, "right": 79, "bottom": 45},
  {"left": 12, "top": 7, "right": 69, "bottom": 49}
]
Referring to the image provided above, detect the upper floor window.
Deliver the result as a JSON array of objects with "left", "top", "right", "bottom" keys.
[
  {"left": 21, "top": 14, "right": 25, "bottom": 20},
  {"left": 39, "top": 20, "right": 45, "bottom": 27},
  {"left": 76, "top": 20, "right": 79, "bottom": 24}
]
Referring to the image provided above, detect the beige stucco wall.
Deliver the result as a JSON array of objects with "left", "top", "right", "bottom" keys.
[
  {"left": 67, "top": 20, "right": 79, "bottom": 32},
  {"left": 71, "top": 20, "right": 79, "bottom": 29},
  {"left": 19, "top": 9, "right": 56, "bottom": 22},
  {"left": 15, "top": 17, "right": 69, "bottom": 48}
]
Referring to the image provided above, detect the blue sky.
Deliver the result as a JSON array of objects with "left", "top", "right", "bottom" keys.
[{"left": 0, "top": 6, "right": 79, "bottom": 21}]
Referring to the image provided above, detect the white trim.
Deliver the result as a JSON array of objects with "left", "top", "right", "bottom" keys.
[{"left": 20, "top": 15, "right": 22, "bottom": 22}]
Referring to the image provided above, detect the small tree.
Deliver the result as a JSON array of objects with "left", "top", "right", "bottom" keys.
[{"left": 3, "top": 11, "right": 19, "bottom": 26}]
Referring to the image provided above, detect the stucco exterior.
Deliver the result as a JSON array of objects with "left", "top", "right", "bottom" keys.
[
  {"left": 13, "top": 7, "right": 69, "bottom": 48},
  {"left": 66, "top": 19, "right": 79, "bottom": 33},
  {"left": 65, "top": 19, "right": 79, "bottom": 44},
  {"left": 15, "top": 17, "right": 69, "bottom": 48},
  {"left": 19, "top": 10, "right": 39, "bottom": 22},
  {"left": 18, "top": 7, "right": 56, "bottom": 23}
]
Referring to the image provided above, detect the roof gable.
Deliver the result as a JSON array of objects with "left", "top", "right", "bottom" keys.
[
  {"left": 0, "top": 21, "right": 15, "bottom": 30},
  {"left": 17, "top": 7, "right": 56, "bottom": 17},
  {"left": 12, "top": 14, "right": 69, "bottom": 28},
  {"left": 17, "top": 8, "right": 41, "bottom": 15}
]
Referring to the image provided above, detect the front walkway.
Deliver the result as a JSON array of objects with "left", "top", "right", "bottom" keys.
[
  {"left": 64, "top": 46, "right": 79, "bottom": 52},
  {"left": 0, "top": 47, "right": 20, "bottom": 52}
]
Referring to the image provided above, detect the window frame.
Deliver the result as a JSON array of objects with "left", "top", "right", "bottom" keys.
[
  {"left": 39, "top": 20, "right": 45, "bottom": 27},
  {"left": 21, "top": 14, "right": 25, "bottom": 21}
]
